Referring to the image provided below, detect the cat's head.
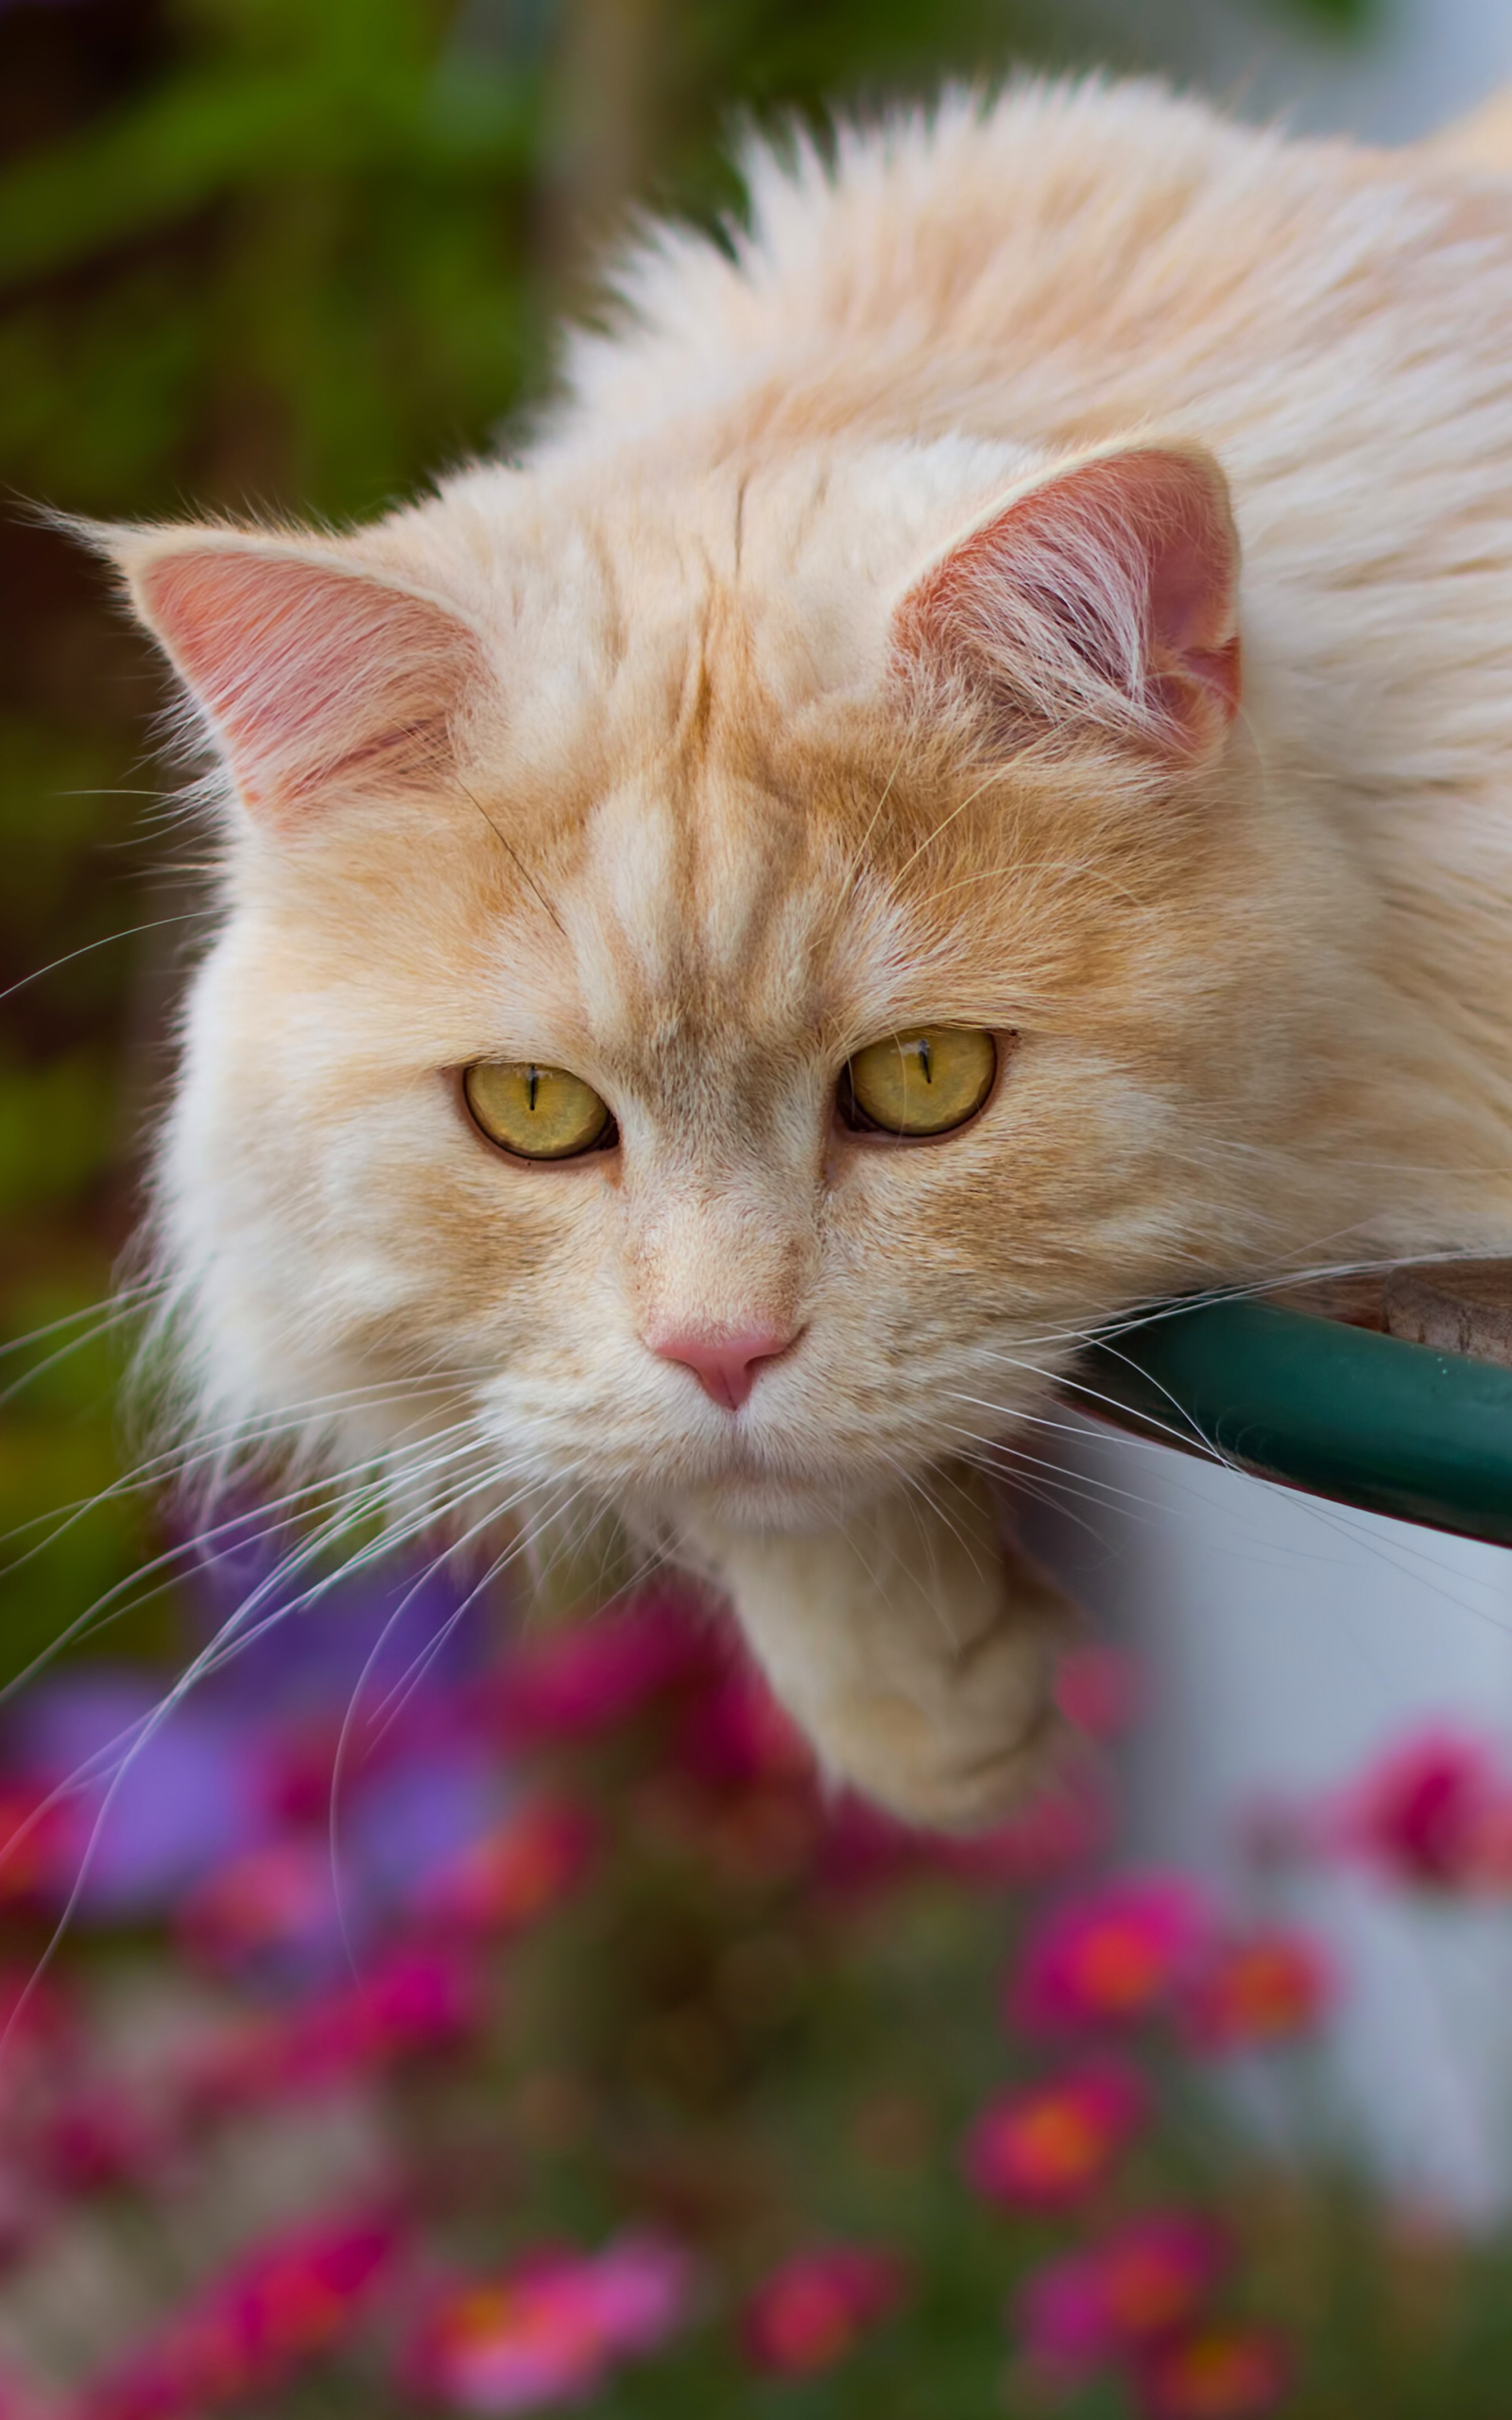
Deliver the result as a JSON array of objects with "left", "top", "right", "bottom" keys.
[{"left": 101, "top": 434, "right": 1336, "bottom": 1535}]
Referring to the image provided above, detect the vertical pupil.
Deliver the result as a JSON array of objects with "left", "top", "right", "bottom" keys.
[
  {"left": 915, "top": 1037, "right": 933, "bottom": 1086},
  {"left": 526, "top": 1066, "right": 540, "bottom": 1112}
]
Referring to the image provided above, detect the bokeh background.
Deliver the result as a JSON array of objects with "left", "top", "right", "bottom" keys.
[{"left": 7, "top": 2, "right": 1512, "bottom": 2414}]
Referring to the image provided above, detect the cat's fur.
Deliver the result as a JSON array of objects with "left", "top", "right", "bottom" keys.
[{"left": 99, "top": 78, "right": 1512, "bottom": 1827}]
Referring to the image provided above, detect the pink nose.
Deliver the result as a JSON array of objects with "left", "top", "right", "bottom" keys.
[{"left": 646, "top": 1323, "right": 799, "bottom": 1411}]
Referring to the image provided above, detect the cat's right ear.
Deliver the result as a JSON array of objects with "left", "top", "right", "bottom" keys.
[
  {"left": 88, "top": 526, "right": 489, "bottom": 831},
  {"left": 893, "top": 443, "right": 1241, "bottom": 763}
]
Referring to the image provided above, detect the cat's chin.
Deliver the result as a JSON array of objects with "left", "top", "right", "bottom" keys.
[{"left": 654, "top": 1467, "right": 893, "bottom": 1537}]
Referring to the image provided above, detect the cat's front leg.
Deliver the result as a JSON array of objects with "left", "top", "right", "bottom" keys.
[{"left": 680, "top": 1465, "right": 1075, "bottom": 1830}]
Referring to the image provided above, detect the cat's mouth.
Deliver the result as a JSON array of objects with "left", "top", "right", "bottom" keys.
[{"left": 640, "top": 1415, "right": 910, "bottom": 1531}]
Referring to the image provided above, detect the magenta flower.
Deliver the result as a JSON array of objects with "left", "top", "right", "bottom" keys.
[
  {"left": 186, "top": 1945, "right": 484, "bottom": 2115},
  {"left": 938, "top": 1764, "right": 1111, "bottom": 1890},
  {"left": 0, "top": 1781, "right": 73, "bottom": 1910},
  {"left": 678, "top": 1666, "right": 814, "bottom": 1792},
  {"left": 1011, "top": 1874, "right": 1211, "bottom": 2033},
  {"left": 964, "top": 2060, "right": 1147, "bottom": 2211},
  {"left": 77, "top": 2212, "right": 399, "bottom": 2418},
  {"left": 744, "top": 2245, "right": 906, "bottom": 2376},
  {"left": 40, "top": 2081, "right": 171, "bottom": 2197},
  {"left": 1015, "top": 2214, "right": 1230, "bottom": 2379},
  {"left": 1337, "top": 1729, "right": 1512, "bottom": 1892},
  {"left": 1137, "top": 2323, "right": 1292, "bottom": 2419},
  {"left": 0, "top": 2367, "right": 56, "bottom": 2420},
  {"left": 405, "top": 2235, "right": 692, "bottom": 2411},
  {"left": 177, "top": 1837, "right": 344, "bottom": 1983},
  {"left": 492, "top": 1594, "right": 713, "bottom": 1744},
  {"left": 1181, "top": 1930, "right": 1332, "bottom": 2054}
]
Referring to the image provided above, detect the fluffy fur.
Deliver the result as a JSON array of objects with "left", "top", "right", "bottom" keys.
[{"left": 102, "top": 78, "right": 1512, "bottom": 1826}]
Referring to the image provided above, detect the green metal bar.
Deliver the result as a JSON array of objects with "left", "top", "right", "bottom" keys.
[{"left": 1068, "top": 1299, "right": 1512, "bottom": 1546}]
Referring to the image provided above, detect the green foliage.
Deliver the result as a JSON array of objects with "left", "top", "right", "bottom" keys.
[{"left": 1264, "top": 0, "right": 1383, "bottom": 37}]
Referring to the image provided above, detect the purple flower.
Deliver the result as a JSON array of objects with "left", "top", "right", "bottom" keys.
[{"left": 15, "top": 1672, "right": 271, "bottom": 1921}]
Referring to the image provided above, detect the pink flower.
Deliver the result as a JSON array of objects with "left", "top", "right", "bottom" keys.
[
  {"left": 745, "top": 2245, "right": 906, "bottom": 2377},
  {"left": 186, "top": 1945, "right": 483, "bottom": 2115},
  {"left": 816, "top": 1761, "right": 1108, "bottom": 1896},
  {"left": 0, "top": 2366, "right": 57, "bottom": 2420},
  {"left": 406, "top": 2236, "right": 692, "bottom": 2411},
  {"left": 1011, "top": 1875, "right": 1211, "bottom": 2033},
  {"left": 1181, "top": 1931, "right": 1331, "bottom": 2054},
  {"left": 964, "top": 2061, "right": 1147, "bottom": 2211},
  {"left": 1339, "top": 1730, "right": 1512, "bottom": 1891},
  {"left": 938, "top": 1765, "right": 1111, "bottom": 1890},
  {"left": 421, "top": 1798, "right": 594, "bottom": 1933},
  {"left": 0, "top": 1784, "right": 72, "bottom": 1909},
  {"left": 679, "top": 1667, "right": 814, "bottom": 1792},
  {"left": 1015, "top": 2215, "right": 1229, "bottom": 2380},
  {"left": 1054, "top": 1645, "right": 1139, "bottom": 1741},
  {"left": 77, "top": 2213, "right": 399, "bottom": 2417},
  {"left": 492, "top": 1595, "right": 713, "bottom": 1744},
  {"left": 177, "top": 1838, "right": 338, "bottom": 1979},
  {"left": 1137, "top": 2324, "right": 1292, "bottom": 2419},
  {"left": 40, "top": 2083, "right": 170, "bottom": 2196}
]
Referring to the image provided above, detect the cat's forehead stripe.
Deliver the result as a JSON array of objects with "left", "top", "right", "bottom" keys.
[{"left": 575, "top": 770, "right": 824, "bottom": 1029}]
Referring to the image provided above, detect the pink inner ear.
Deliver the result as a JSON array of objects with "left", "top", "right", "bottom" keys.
[
  {"left": 139, "top": 549, "right": 482, "bottom": 824},
  {"left": 899, "top": 446, "right": 1242, "bottom": 758}
]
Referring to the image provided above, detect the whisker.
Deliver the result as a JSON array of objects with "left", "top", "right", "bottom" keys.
[{"left": 0, "top": 912, "right": 207, "bottom": 1009}]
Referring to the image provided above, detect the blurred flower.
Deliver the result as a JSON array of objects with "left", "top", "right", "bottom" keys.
[
  {"left": 678, "top": 1666, "right": 813, "bottom": 1792},
  {"left": 0, "top": 2367, "right": 56, "bottom": 2420},
  {"left": 16, "top": 1673, "right": 272, "bottom": 1922},
  {"left": 1137, "top": 2324, "right": 1292, "bottom": 2419},
  {"left": 1182, "top": 1931, "right": 1331, "bottom": 2054},
  {"left": 186, "top": 1945, "right": 484, "bottom": 2114},
  {"left": 186, "top": 1529, "right": 485, "bottom": 1720},
  {"left": 745, "top": 2244, "right": 906, "bottom": 2377},
  {"left": 939, "top": 1765, "right": 1111, "bottom": 1890},
  {"left": 78, "top": 2212, "right": 399, "bottom": 2418},
  {"left": 421, "top": 1797, "right": 594, "bottom": 1933},
  {"left": 818, "top": 1762, "right": 1108, "bottom": 1897},
  {"left": 180, "top": 1752, "right": 524, "bottom": 1985},
  {"left": 348, "top": 1737, "right": 510, "bottom": 1913},
  {"left": 964, "top": 2061, "right": 1147, "bottom": 2212},
  {"left": 1015, "top": 2214, "right": 1229, "bottom": 2379},
  {"left": 1012, "top": 1875, "right": 1211, "bottom": 2033},
  {"left": 39, "top": 2081, "right": 171, "bottom": 2197},
  {"left": 178, "top": 1838, "right": 347, "bottom": 1986},
  {"left": 406, "top": 2235, "right": 692, "bottom": 2411},
  {"left": 1337, "top": 1731, "right": 1512, "bottom": 1892},
  {"left": 1055, "top": 1645, "right": 1139, "bottom": 1741},
  {"left": 493, "top": 1595, "right": 713, "bottom": 1745},
  {"left": 0, "top": 1782, "right": 72, "bottom": 1908}
]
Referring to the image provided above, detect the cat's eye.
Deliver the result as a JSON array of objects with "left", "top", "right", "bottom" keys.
[
  {"left": 839, "top": 1027, "right": 998, "bottom": 1137},
  {"left": 464, "top": 1061, "right": 615, "bottom": 1160}
]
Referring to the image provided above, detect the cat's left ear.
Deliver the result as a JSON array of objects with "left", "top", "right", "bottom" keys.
[
  {"left": 894, "top": 443, "right": 1241, "bottom": 761},
  {"left": 90, "top": 524, "right": 489, "bottom": 832}
]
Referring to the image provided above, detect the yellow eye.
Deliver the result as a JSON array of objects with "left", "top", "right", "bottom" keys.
[
  {"left": 463, "top": 1061, "right": 614, "bottom": 1160},
  {"left": 840, "top": 1028, "right": 998, "bottom": 1137}
]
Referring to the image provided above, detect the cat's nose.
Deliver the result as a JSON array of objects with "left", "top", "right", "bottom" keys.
[{"left": 645, "top": 1322, "right": 799, "bottom": 1410}]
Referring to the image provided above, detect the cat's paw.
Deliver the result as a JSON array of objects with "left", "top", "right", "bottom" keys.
[
  {"left": 678, "top": 1464, "right": 1079, "bottom": 1833},
  {"left": 815, "top": 1615, "right": 1069, "bottom": 1830}
]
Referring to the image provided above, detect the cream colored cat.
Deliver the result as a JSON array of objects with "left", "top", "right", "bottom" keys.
[{"left": 98, "top": 78, "right": 1512, "bottom": 1830}]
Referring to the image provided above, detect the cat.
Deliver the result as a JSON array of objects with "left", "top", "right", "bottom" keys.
[{"left": 91, "top": 75, "right": 1512, "bottom": 1832}]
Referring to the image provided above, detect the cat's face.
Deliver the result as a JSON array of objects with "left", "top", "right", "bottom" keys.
[{"left": 113, "top": 438, "right": 1351, "bottom": 1531}]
